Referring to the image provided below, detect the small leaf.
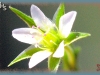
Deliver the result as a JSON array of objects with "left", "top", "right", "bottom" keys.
[
  {"left": 9, "top": 6, "right": 36, "bottom": 27},
  {"left": 53, "top": 3, "right": 65, "bottom": 28},
  {"left": 48, "top": 55, "right": 61, "bottom": 73},
  {"left": 64, "top": 32, "right": 91, "bottom": 45},
  {"left": 8, "top": 45, "right": 41, "bottom": 67}
]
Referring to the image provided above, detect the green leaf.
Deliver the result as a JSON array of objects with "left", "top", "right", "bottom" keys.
[
  {"left": 48, "top": 55, "right": 61, "bottom": 73},
  {"left": 8, "top": 45, "right": 41, "bottom": 67},
  {"left": 9, "top": 6, "right": 36, "bottom": 27},
  {"left": 64, "top": 32, "right": 91, "bottom": 45},
  {"left": 53, "top": 3, "right": 65, "bottom": 28}
]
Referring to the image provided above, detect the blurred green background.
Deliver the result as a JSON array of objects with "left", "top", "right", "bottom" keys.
[{"left": 1, "top": 3, "right": 100, "bottom": 72}]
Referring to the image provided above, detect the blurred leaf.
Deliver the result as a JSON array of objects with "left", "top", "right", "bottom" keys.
[
  {"left": 8, "top": 45, "right": 41, "bottom": 67},
  {"left": 65, "top": 32, "right": 91, "bottom": 45},
  {"left": 62, "top": 48, "right": 69, "bottom": 70},
  {"left": 48, "top": 55, "right": 61, "bottom": 73},
  {"left": 9, "top": 6, "right": 36, "bottom": 27},
  {"left": 62, "top": 46, "right": 75, "bottom": 70},
  {"left": 53, "top": 3, "right": 65, "bottom": 28},
  {"left": 72, "top": 46, "right": 81, "bottom": 71},
  {"left": 73, "top": 46, "right": 81, "bottom": 59}
]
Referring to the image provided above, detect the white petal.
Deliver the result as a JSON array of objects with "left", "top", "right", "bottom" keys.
[
  {"left": 12, "top": 28, "right": 42, "bottom": 44},
  {"left": 59, "top": 11, "right": 77, "bottom": 38},
  {"left": 29, "top": 50, "right": 52, "bottom": 68},
  {"left": 30, "top": 4, "right": 54, "bottom": 31},
  {"left": 53, "top": 41, "right": 64, "bottom": 58}
]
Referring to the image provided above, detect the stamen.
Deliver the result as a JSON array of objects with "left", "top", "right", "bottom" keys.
[
  {"left": 34, "top": 40, "right": 49, "bottom": 50},
  {"left": 50, "top": 40, "right": 57, "bottom": 46},
  {"left": 37, "top": 44, "right": 47, "bottom": 50},
  {"left": 49, "top": 32, "right": 59, "bottom": 40},
  {"left": 43, "top": 39, "right": 51, "bottom": 47}
]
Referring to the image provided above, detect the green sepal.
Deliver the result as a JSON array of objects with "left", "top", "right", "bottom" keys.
[
  {"left": 8, "top": 45, "right": 41, "bottom": 67},
  {"left": 48, "top": 55, "right": 61, "bottom": 73},
  {"left": 53, "top": 3, "right": 65, "bottom": 28},
  {"left": 9, "top": 6, "right": 36, "bottom": 27},
  {"left": 64, "top": 32, "right": 91, "bottom": 45}
]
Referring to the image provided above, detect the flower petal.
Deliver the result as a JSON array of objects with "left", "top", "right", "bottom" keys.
[
  {"left": 53, "top": 41, "right": 64, "bottom": 58},
  {"left": 12, "top": 28, "right": 42, "bottom": 44},
  {"left": 29, "top": 50, "right": 52, "bottom": 68},
  {"left": 59, "top": 11, "right": 77, "bottom": 38},
  {"left": 30, "top": 4, "right": 55, "bottom": 31}
]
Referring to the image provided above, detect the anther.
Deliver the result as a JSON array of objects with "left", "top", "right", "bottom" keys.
[
  {"left": 44, "top": 33, "right": 46, "bottom": 36},
  {"left": 32, "top": 26, "right": 35, "bottom": 28},
  {"left": 37, "top": 26, "right": 40, "bottom": 29}
]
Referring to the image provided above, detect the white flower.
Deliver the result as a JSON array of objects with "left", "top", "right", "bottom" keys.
[{"left": 12, "top": 4, "right": 77, "bottom": 68}]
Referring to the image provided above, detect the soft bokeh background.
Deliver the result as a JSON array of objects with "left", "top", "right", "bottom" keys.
[{"left": 1, "top": 3, "right": 100, "bottom": 72}]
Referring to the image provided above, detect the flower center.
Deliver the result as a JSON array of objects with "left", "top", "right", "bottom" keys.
[
  {"left": 31, "top": 25, "right": 62, "bottom": 52},
  {"left": 39, "top": 28, "right": 62, "bottom": 52}
]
